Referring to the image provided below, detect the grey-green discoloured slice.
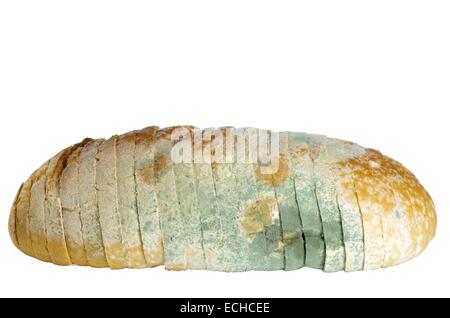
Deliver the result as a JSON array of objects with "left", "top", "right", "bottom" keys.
[
  {"left": 60, "top": 147, "right": 88, "bottom": 266},
  {"left": 117, "top": 132, "right": 146, "bottom": 268},
  {"left": 308, "top": 134, "right": 345, "bottom": 272},
  {"left": 193, "top": 128, "right": 224, "bottom": 271},
  {"left": 274, "top": 131, "right": 305, "bottom": 271},
  {"left": 45, "top": 149, "right": 72, "bottom": 265},
  {"left": 96, "top": 136, "right": 128, "bottom": 269},
  {"left": 326, "top": 138, "right": 365, "bottom": 271},
  {"left": 288, "top": 132, "right": 325, "bottom": 269},
  {"left": 335, "top": 168, "right": 365, "bottom": 272},
  {"left": 78, "top": 139, "right": 108, "bottom": 267},
  {"left": 154, "top": 128, "right": 187, "bottom": 270},
  {"left": 253, "top": 129, "right": 284, "bottom": 270},
  {"left": 172, "top": 127, "right": 205, "bottom": 270},
  {"left": 234, "top": 127, "right": 270, "bottom": 271},
  {"left": 135, "top": 126, "right": 164, "bottom": 267},
  {"left": 211, "top": 127, "right": 249, "bottom": 272}
]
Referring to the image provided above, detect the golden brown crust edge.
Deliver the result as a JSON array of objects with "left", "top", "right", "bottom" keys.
[
  {"left": 12, "top": 139, "right": 95, "bottom": 265},
  {"left": 8, "top": 184, "right": 22, "bottom": 249}
]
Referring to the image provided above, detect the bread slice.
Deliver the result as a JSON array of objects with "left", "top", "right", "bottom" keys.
[
  {"left": 269, "top": 131, "right": 305, "bottom": 271},
  {"left": 135, "top": 126, "right": 164, "bottom": 267},
  {"left": 172, "top": 127, "right": 205, "bottom": 270},
  {"left": 252, "top": 129, "right": 284, "bottom": 271},
  {"left": 154, "top": 127, "right": 187, "bottom": 270},
  {"left": 326, "top": 140, "right": 365, "bottom": 272},
  {"left": 288, "top": 132, "right": 325, "bottom": 269},
  {"left": 308, "top": 134, "right": 345, "bottom": 272},
  {"left": 96, "top": 136, "right": 128, "bottom": 269},
  {"left": 59, "top": 146, "right": 88, "bottom": 266},
  {"left": 211, "top": 127, "right": 249, "bottom": 271},
  {"left": 29, "top": 161, "right": 51, "bottom": 262},
  {"left": 192, "top": 128, "right": 224, "bottom": 271},
  {"left": 78, "top": 139, "right": 108, "bottom": 268},
  {"left": 233, "top": 127, "right": 270, "bottom": 271},
  {"left": 324, "top": 138, "right": 366, "bottom": 272},
  {"left": 348, "top": 150, "right": 385, "bottom": 270},
  {"left": 336, "top": 179, "right": 364, "bottom": 272},
  {"left": 15, "top": 180, "right": 34, "bottom": 257},
  {"left": 44, "top": 148, "right": 73, "bottom": 265},
  {"left": 116, "top": 132, "right": 146, "bottom": 268}
]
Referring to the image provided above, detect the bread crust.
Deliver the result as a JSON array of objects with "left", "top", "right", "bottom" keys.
[
  {"left": 9, "top": 184, "right": 22, "bottom": 249},
  {"left": 341, "top": 150, "right": 436, "bottom": 267}
]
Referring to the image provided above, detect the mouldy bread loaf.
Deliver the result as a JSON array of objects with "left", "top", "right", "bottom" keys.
[{"left": 8, "top": 126, "right": 437, "bottom": 271}]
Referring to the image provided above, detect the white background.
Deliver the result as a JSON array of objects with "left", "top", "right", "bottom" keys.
[{"left": 0, "top": 1, "right": 449, "bottom": 298}]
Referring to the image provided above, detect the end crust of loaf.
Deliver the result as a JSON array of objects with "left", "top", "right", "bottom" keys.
[{"left": 336, "top": 149, "right": 436, "bottom": 268}]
